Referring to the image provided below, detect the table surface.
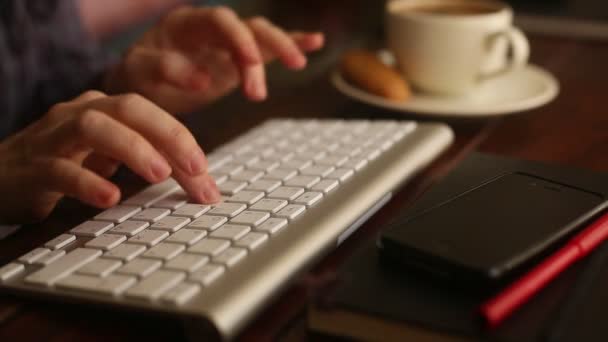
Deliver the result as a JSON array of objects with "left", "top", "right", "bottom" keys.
[{"left": 1, "top": 1, "right": 607, "bottom": 341}]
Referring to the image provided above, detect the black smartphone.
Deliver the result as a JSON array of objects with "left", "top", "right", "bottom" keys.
[{"left": 379, "top": 173, "right": 606, "bottom": 284}]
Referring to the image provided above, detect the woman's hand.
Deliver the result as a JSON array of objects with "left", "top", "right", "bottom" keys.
[
  {"left": 0, "top": 91, "right": 220, "bottom": 224},
  {"left": 105, "top": 6, "right": 324, "bottom": 113}
]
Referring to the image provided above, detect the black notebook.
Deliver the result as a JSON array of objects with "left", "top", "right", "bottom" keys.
[{"left": 309, "top": 153, "right": 608, "bottom": 341}]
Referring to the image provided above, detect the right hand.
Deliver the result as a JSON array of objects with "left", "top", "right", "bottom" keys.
[{"left": 0, "top": 90, "right": 220, "bottom": 224}]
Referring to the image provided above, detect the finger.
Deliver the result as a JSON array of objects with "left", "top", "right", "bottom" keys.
[
  {"left": 203, "top": 6, "right": 262, "bottom": 66},
  {"left": 248, "top": 17, "right": 306, "bottom": 69},
  {"left": 69, "top": 90, "right": 108, "bottom": 104},
  {"left": 125, "top": 47, "right": 210, "bottom": 91},
  {"left": 83, "top": 153, "right": 121, "bottom": 179},
  {"left": 83, "top": 94, "right": 208, "bottom": 177},
  {"left": 242, "top": 63, "right": 266, "bottom": 101},
  {"left": 290, "top": 32, "right": 325, "bottom": 52},
  {"left": 40, "top": 157, "right": 121, "bottom": 208},
  {"left": 172, "top": 166, "right": 221, "bottom": 204},
  {"left": 53, "top": 109, "right": 172, "bottom": 183}
]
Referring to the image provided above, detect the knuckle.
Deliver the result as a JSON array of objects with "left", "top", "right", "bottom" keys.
[
  {"left": 212, "top": 6, "right": 236, "bottom": 21},
  {"left": 115, "top": 93, "right": 146, "bottom": 115},
  {"left": 46, "top": 158, "right": 67, "bottom": 177},
  {"left": 81, "top": 90, "right": 106, "bottom": 99},
  {"left": 248, "top": 16, "right": 267, "bottom": 27},
  {"left": 168, "top": 123, "right": 190, "bottom": 142},
  {"left": 74, "top": 110, "right": 102, "bottom": 137},
  {"left": 48, "top": 102, "right": 70, "bottom": 119}
]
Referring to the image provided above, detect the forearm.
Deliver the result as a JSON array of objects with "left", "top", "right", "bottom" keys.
[{"left": 78, "top": 0, "right": 186, "bottom": 39}]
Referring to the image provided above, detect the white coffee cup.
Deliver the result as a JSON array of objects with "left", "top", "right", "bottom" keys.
[{"left": 386, "top": 0, "right": 529, "bottom": 96}]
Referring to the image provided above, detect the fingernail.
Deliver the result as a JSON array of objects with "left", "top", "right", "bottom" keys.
[
  {"left": 97, "top": 185, "right": 118, "bottom": 206},
  {"left": 202, "top": 178, "right": 221, "bottom": 203},
  {"left": 150, "top": 158, "right": 171, "bottom": 181},
  {"left": 189, "top": 149, "right": 207, "bottom": 175},
  {"left": 292, "top": 54, "right": 307, "bottom": 69},
  {"left": 252, "top": 77, "right": 267, "bottom": 101}
]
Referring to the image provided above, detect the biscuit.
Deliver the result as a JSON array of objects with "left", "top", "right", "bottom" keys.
[{"left": 340, "top": 50, "right": 411, "bottom": 102}]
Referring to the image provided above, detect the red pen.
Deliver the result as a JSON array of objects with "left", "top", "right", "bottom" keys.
[{"left": 480, "top": 211, "right": 608, "bottom": 327}]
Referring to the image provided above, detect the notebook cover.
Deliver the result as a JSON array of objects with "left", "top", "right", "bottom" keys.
[{"left": 312, "top": 153, "right": 608, "bottom": 341}]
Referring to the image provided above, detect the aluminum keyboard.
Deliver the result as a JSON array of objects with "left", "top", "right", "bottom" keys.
[{"left": 0, "top": 118, "right": 453, "bottom": 339}]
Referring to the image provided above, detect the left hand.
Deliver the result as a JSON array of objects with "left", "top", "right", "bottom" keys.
[{"left": 104, "top": 5, "right": 324, "bottom": 113}]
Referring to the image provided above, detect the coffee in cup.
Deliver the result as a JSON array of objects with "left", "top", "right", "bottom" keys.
[{"left": 386, "top": 0, "right": 529, "bottom": 96}]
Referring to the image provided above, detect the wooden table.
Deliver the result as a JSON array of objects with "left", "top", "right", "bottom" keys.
[{"left": 1, "top": 1, "right": 607, "bottom": 340}]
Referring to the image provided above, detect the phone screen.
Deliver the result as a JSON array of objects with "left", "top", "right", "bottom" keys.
[{"left": 382, "top": 173, "right": 604, "bottom": 279}]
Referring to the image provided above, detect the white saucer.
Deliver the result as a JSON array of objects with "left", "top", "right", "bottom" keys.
[{"left": 331, "top": 52, "right": 559, "bottom": 118}]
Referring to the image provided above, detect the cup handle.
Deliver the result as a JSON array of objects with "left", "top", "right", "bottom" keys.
[{"left": 480, "top": 27, "right": 530, "bottom": 79}]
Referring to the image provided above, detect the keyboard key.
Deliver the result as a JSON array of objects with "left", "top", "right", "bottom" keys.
[
  {"left": 256, "top": 218, "right": 288, "bottom": 234},
  {"left": 188, "top": 239, "right": 230, "bottom": 256},
  {"left": 214, "top": 162, "right": 244, "bottom": 176},
  {"left": 33, "top": 250, "right": 66, "bottom": 266},
  {"left": 282, "top": 159, "right": 312, "bottom": 171},
  {"left": 123, "top": 178, "right": 179, "bottom": 208},
  {"left": 131, "top": 208, "right": 170, "bottom": 223},
  {"left": 165, "top": 229, "right": 207, "bottom": 246},
  {"left": 311, "top": 179, "right": 339, "bottom": 194},
  {"left": 246, "top": 179, "right": 281, "bottom": 193},
  {"left": 85, "top": 234, "right": 126, "bottom": 251},
  {"left": 188, "top": 215, "right": 228, "bottom": 231},
  {"left": 0, "top": 263, "right": 24, "bottom": 281},
  {"left": 284, "top": 175, "right": 321, "bottom": 189},
  {"left": 230, "top": 211, "right": 269, "bottom": 227},
  {"left": 213, "top": 247, "right": 247, "bottom": 267},
  {"left": 77, "top": 259, "right": 122, "bottom": 277},
  {"left": 57, "top": 274, "right": 136, "bottom": 296},
  {"left": 210, "top": 224, "right": 250, "bottom": 241},
  {"left": 343, "top": 157, "right": 368, "bottom": 171},
  {"left": 264, "top": 169, "right": 297, "bottom": 181},
  {"left": 44, "top": 234, "right": 76, "bottom": 249},
  {"left": 70, "top": 221, "right": 114, "bottom": 237},
  {"left": 125, "top": 270, "right": 186, "bottom": 301},
  {"left": 300, "top": 165, "right": 335, "bottom": 177},
  {"left": 142, "top": 242, "right": 185, "bottom": 261},
  {"left": 117, "top": 258, "right": 162, "bottom": 278},
  {"left": 225, "top": 191, "right": 264, "bottom": 205},
  {"left": 128, "top": 230, "right": 169, "bottom": 247},
  {"left": 275, "top": 204, "right": 306, "bottom": 220},
  {"left": 25, "top": 248, "right": 102, "bottom": 286},
  {"left": 207, "top": 203, "right": 246, "bottom": 218},
  {"left": 233, "top": 153, "right": 260, "bottom": 166},
  {"left": 95, "top": 205, "right": 141, "bottom": 223},
  {"left": 218, "top": 181, "right": 248, "bottom": 196},
  {"left": 18, "top": 248, "right": 50, "bottom": 264},
  {"left": 164, "top": 253, "right": 209, "bottom": 273},
  {"left": 151, "top": 190, "right": 188, "bottom": 210},
  {"left": 326, "top": 168, "right": 354, "bottom": 182},
  {"left": 235, "top": 232, "right": 268, "bottom": 251},
  {"left": 209, "top": 173, "right": 228, "bottom": 185},
  {"left": 293, "top": 192, "right": 323, "bottom": 207},
  {"left": 189, "top": 264, "right": 225, "bottom": 286},
  {"left": 162, "top": 282, "right": 201, "bottom": 306},
  {"left": 268, "top": 187, "right": 304, "bottom": 201},
  {"left": 230, "top": 170, "right": 264, "bottom": 183},
  {"left": 248, "top": 160, "right": 280, "bottom": 172},
  {"left": 316, "top": 155, "right": 349, "bottom": 167},
  {"left": 172, "top": 204, "right": 210, "bottom": 219},
  {"left": 150, "top": 216, "right": 191, "bottom": 232},
  {"left": 249, "top": 199, "right": 288, "bottom": 213},
  {"left": 103, "top": 244, "right": 146, "bottom": 261},
  {"left": 109, "top": 220, "right": 149, "bottom": 237}
]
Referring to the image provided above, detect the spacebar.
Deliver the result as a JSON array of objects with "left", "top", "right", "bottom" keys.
[{"left": 25, "top": 248, "right": 102, "bottom": 286}]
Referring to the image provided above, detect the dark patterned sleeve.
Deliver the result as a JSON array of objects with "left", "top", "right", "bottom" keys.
[{"left": 0, "top": 0, "right": 114, "bottom": 140}]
